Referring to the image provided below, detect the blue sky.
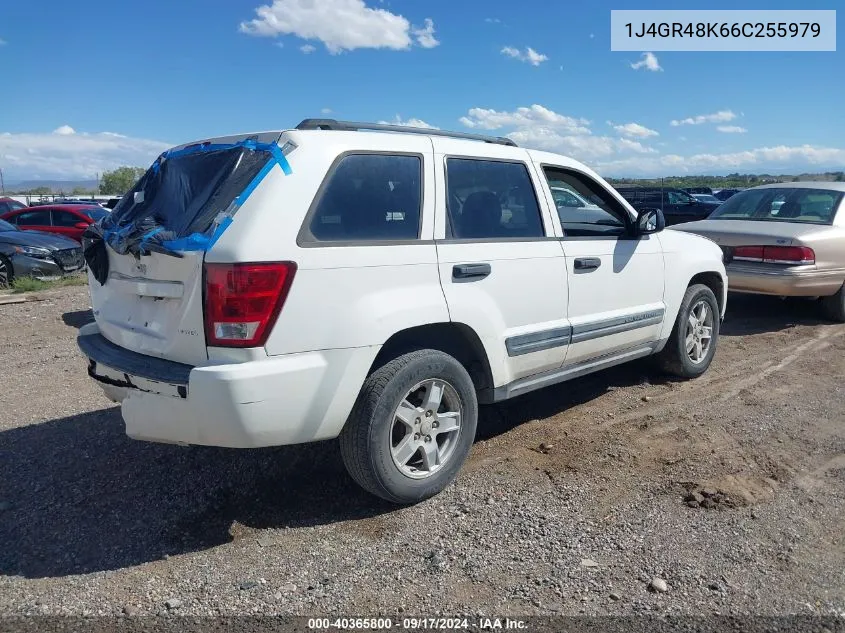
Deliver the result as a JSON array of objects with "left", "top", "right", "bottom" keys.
[{"left": 0, "top": 0, "right": 842, "bottom": 181}]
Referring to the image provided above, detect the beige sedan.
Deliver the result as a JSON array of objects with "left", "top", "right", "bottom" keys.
[{"left": 671, "top": 182, "right": 845, "bottom": 321}]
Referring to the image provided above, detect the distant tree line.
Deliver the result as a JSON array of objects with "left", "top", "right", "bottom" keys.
[{"left": 608, "top": 171, "right": 845, "bottom": 188}]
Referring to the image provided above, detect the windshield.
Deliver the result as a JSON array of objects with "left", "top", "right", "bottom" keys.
[
  {"left": 709, "top": 188, "right": 843, "bottom": 225},
  {"left": 81, "top": 208, "right": 108, "bottom": 221},
  {"left": 0, "top": 219, "right": 16, "bottom": 231},
  {"left": 694, "top": 194, "right": 720, "bottom": 203}
]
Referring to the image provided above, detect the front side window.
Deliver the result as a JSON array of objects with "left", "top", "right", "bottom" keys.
[
  {"left": 15, "top": 210, "right": 51, "bottom": 226},
  {"left": 53, "top": 211, "right": 83, "bottom": 227},
  {"left": 446, "top": 159, "right": 544, "bottom": 239},
  {"left": 667, "top": 190, "right": 695, "bottom": 205},
  {"left": 544, "top": 168, "right": 630, "bottom": 237},
  {"left": 307, "top": 154, "right": 421, "bottom": 241},
  {"left": 709, "top": 188, "right": 843, "bottom": 225}
]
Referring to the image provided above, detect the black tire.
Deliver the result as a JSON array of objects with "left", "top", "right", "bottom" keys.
[
  {"left": 820, "top": 284, "right": 845, "bottom": 322},
  {"left": 0, "top": 254, "right": 13, "bottom": 289},
  {"left": 339, "top": 349, "right": 478, "bottom": 504},
  {"left": 656, "top": 284, "right": 720, "bottom": 379}
]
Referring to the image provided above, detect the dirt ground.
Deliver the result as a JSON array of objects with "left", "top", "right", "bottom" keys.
[{"left": 0, "top": 285, "right": 843, "bottom": 619}]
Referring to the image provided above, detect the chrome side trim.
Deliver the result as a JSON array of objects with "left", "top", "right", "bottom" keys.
[
  {"left": 491, "top": 344, "right": 657, "bottom": 402},
  {"left": 505, "top": 326, "right": 572, "bottom": 357},
  {"left": 569, "top": 308, "right": 664, "bottom": 344}
]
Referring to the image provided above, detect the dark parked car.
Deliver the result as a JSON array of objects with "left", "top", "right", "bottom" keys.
[
  {"left": 0, "top": 204, "right": 108, "bottom": 243},
  {"left": 691, "top": 193, "right": 723, "bottom": 205},
  {"left": 0, "top": 218, "right": 84, "bottom": 287},
  {"left": 613, "top": 186, "right": 722, "bottom": 226},
  {"left": 684, "top": 187, "right": 714, "bottom": 195},
  {"left": 714, "top": 188, "right": 743, "bottom": 201},
  {"left": 0, "top": 197, "right": 26, "bottom": 215}
]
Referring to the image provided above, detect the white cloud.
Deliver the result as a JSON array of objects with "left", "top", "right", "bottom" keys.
[
  {"left": 459, "top": 105, "right": 649, "bottom": 162},
  {"left": 484, "top": 18, "right": 501, "bottom": 24},
  {"left": 379, "top": 115, "right": 438, "bottom": 129},
  {"left": 501, "top": 46, "right": 548, "bottom": 66},
  {"left": 239, "top": 0, "right": 437, "bottom": 53},
  {"left": 321, "top": 107, "right": 333, "bottom": 115},
  {"left": 597, "top": 145, "right": 845, "bottom": 177},
  {"left": 617, "top": 138, "right": 658, "bottom": 154},
  {"left": 717, "top": 125, "right": 748, "bottom": 134},
  {"left": 457, "top": 103, "right": 843, "bottom": 177},
  {"left": 274, "top": 41, "right": 284, "bottom": 48},
  {"left": 300, "top": 43, "right": 316, "bottom": 54},
  {"left": 412, "top": 18, "right": 439, "bottom": 48},
  {"left": 460, "top": 105, "right": 589, "bottom": 135},
  {"left": 609, "top": 121, "right": 659, "bottom": 138},
  {"left": 0, "top": 129, "right": 170, "bottom": 181},
  {"left": 671, "top": 110, "right": 737, "bottom": 126},
  {"left": 630, "top": 52, "right": 662, "bottom": 72}
]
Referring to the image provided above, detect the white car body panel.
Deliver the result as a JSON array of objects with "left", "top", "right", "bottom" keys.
[
  {"left": 78, "top": 127, "right": 727, "bottom": 448},
  {"left": 431, "top": 139, "right": 568, "bottom": 385}
]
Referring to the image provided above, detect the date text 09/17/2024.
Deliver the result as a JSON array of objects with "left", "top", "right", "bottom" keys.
[{"left": 306, "top": 617, "right": 528, "bottom": 630}]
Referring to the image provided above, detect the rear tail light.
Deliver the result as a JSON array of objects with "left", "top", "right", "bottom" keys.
[
  {"left": 762, "top": 246, "right": 815, "bottom": 265},
  {"left": 732, "top": 246, "right": 764, "bottom": 261},
  {"left": 732, "top": 245, "right": 815, "bottom": 265},
  {"left": 203, "top": 262, "right": 297, "bottom": 348}
]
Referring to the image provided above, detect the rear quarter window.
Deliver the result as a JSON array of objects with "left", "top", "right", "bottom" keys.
[
  {"left": 301, "top": 153, "right": 422, "bottom": 243},
  {"left": 15, "top": 210, "right": 51, "bottom": 226}
]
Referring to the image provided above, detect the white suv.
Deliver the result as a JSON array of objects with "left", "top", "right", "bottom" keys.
[{"left": 77, "top": 119, "right": 727, "bottom": 504}]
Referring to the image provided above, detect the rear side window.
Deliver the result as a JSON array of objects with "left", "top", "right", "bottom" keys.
[
  {"left": 15, "top": 210, "right": 51, "bottom": 226},
  {"left": 305, "top": 154, "right": 422, "bottom": 242},
  {"left": 446, "top": 159, "right": 544, "bottom": 239}
]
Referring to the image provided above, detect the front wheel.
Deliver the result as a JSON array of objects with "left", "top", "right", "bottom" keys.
[
  {"left": 0, "top": 255, "right": 13, "bottom": 289},
  {"left": 657, "top": 284, "right": 720, "bottom": 378},
  {"left": 339, "top": 349, "right": 478, "bottom": 504}
]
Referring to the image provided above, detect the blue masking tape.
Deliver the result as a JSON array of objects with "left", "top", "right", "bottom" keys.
[{"left": 112, "top": 138, "right": 292, "bottom": 253}]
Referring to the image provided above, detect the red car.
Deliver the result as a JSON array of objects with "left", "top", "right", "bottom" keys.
[
  {"left": 0, "top": 197, "right": 27, "bottom": 215},
  {"left": 0, "top": 204, "right": 108, "bottom": 243}
]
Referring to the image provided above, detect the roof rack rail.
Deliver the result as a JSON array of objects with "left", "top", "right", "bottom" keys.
[{"left": 295, "top": 118, "right": 518, "bottom": 147}]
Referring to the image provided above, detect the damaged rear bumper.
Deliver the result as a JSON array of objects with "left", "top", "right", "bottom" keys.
[{"left": 76, "top": 323, "right": 376, "bottom": 448}]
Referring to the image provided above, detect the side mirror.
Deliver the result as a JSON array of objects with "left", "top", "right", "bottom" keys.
[
  {"left": 636, "top": 208, "right": 665, "bottom": 235},
  {"left": 74, "top": 222, "right": 90, "bottom": 229}
]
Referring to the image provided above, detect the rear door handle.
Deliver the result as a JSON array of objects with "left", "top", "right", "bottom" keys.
[
  {"left": 452, "top": 263, "right": 491, "bottom": 281},
  {"left": 574, "top": 257, "right": 601, "bottom": 272}
]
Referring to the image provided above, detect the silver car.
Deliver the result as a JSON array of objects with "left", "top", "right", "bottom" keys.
[{"left": 671, "top": 182, "right": 845, "bottom": 321}]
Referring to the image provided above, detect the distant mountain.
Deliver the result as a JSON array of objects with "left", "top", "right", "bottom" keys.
[{"left": 3, "top": 179, "right": 99, "bottom": 193}]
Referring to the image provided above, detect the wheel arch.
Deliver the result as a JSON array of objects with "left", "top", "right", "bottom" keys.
[
  {"left": 688, "top": 270, "right": 726, "bottom": 317},
  {"left": 371, "top": 322, "right": 495, "bottom": 399}
]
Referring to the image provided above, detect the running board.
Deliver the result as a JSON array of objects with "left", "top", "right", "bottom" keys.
[{"left": 483, "top": 344, "right": 657, "bottom": 403}]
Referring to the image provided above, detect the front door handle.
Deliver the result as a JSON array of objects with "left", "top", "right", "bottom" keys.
[
  {"left": 453, "top": 263, "right": 491, "bottom": 281},
  {"left": 574, "top": 257, "right": 601, "bottom": 272}
]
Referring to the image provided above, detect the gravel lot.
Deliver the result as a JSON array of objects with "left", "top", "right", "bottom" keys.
[{"left": 1, "top": 285, "right": 844, "bottom": 619}]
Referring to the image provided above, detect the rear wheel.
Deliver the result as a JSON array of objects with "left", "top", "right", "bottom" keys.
[
  {"left": 0, "top": 255, "right": 13, "bottom": 289},
  {"left": 657, "top": 284, "right": 720, "bottom": 378},
  {"left": 339, "top": 349, "right": 478, "bottom": 504},
  {"left": 820, "top": 284, "right": 845, "bottom": 322}
]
